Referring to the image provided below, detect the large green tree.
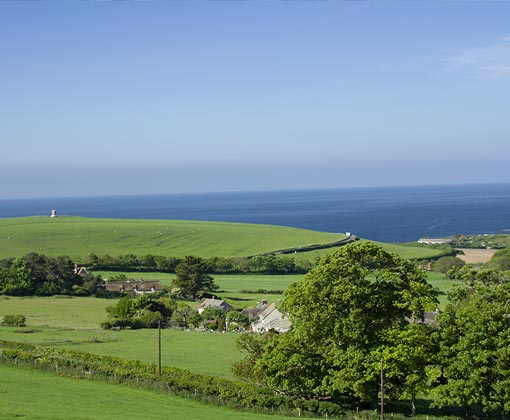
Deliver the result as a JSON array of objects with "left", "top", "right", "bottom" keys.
[
  {"left": 173, "top": 255, "right": 218, "bottom": 299},
  {"left": 242, "top": 242, "right": 438, "bottom": 408},
  {"left": 434, "top": 283, "right": 510, "bottom": 416}
]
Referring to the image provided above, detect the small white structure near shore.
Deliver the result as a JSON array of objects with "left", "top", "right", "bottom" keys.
[{"left": 50, "top": 210, "right": 57, "bottom": 218}]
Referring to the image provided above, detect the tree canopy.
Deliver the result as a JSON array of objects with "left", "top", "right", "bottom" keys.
[
  {"left": 434, "top": 283, "right": 510, "bottom": 415},
  {"left": 172, "top": 256, "right": 218, "bottom": 299},
  {"left": 237, "top": 242, "right": 438, "bottom": 408}
]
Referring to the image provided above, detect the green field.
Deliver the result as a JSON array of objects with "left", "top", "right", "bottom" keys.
[
  {"left": 0, "top": 364, "right": 295, "bottom": 420},
  {"left": 0, "top": 216, "right": 345, "bottom": 259},
  {"left": 0, "top": 325, "right": 242, "bottom": 379},
  {"left": 0, "top": 295, "right": 116, "bottom": 329},
  {"left": 96, "top": 272, "right": 302, "bottom": 308},
  {"left": 0, "top": 271, "right": 455, "bottom": 381},
  {"left": 294, "top": 240, "right": 447, "bottom": 262},
  {"left": 0, "top": 216, "right": 445, "bottom": 261}
]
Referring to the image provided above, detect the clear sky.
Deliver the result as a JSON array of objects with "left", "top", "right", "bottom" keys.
[{"left": 1, "top": 1, "right": 510, "bottom": 198}]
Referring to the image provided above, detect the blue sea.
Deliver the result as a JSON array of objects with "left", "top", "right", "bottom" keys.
[{"left": 1, "top": 184, "right": 510, "bottom": 243}]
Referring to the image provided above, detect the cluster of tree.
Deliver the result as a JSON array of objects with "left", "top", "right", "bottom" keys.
[
  {"left": 0, "top": 314, "right": 26, "bottom": 327},
  {"left": 0, "top": 253, "right": 103, "bottom": 296},
  {"left": 102, "top": 292, "right": 250, "bottom": 331},
  {"left": 172, "top": 256, "right": 218, "bottom": 299},
  {"left": 171, "top": 305, "right": 250, "bottom": 332},
  {"left": 101, "top": 293, "right": 176, "bottom": 329},
  {"left": 434, "top": 282, "right": 510, "bottom": 415},
  {"left": 432, "top": 255, "right": 465, "bottom": 273},
  {"left": 81, "top": 253, "right": 314, "bottom": 274},
  {"left": 488, "top": 247, "right": 510, "bottom": 271},
  {"left": 447, "top": 264, "right": 510, "bottom": 285},
  {"left": 233, "top": 242, "right": 510, "bottom": 416}
]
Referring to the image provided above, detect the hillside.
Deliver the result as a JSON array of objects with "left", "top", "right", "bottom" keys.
[
  {"left": 0, "top": 216, "right": 346, "bottom": 259},
  {"left": 0, "top": 216, "right": 445, "bottom": 260}
]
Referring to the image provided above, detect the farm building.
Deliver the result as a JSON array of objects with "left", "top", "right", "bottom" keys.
[
  {"left": 105, "top": 279, "right": 163, "bottom": 295},
  {"left": 251, "top": 303, "right": 290, "bottom": 333},
  {"left": 198, "top": 298, "right": 233, "bottom": 314},
  {"left": 241, "top": 300, "right": 269, "bottom": 319}
]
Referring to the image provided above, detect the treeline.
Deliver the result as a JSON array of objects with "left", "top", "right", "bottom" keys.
[
  {"left": 0, "top": 340, "right": 345, "bottom": 418},
  {"left": 0, "top": 253, "right": 103, "bottom": 296},
  {"left": 80, "top": 253, "right": 315, "bottom": 274}
]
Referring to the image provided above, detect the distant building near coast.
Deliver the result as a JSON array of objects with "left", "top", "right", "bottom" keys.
[
  {"left": 50, "top": 210, "right": 57, "bottom": 218},
  {"left": 417, "top": 237, "right": 451, "bottom": 245}
]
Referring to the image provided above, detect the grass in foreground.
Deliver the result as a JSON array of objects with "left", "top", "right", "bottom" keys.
[
  {"left": 0, "top": 323, "right": 242, "bottom": 379},
  {"left": 0, "top": 364, "right": 295, "bottom": 420}
]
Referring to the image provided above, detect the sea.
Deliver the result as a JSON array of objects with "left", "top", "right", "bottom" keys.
[{"left": 1, "top": 183, "right": 510, "bottom": 243}]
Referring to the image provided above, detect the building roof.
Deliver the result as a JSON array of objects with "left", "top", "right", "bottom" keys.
[
  {"left": 105, "top": 280, "right": 163, "bottom": 293},
  {"left": 198, "top": 298, "right": 233, "bottom": 311},
  {"left": 241, "top": 300, "right": 269, "bottom": 319},
  {"left": 251, "top": 303, "right": 291, "bottom": 333}
]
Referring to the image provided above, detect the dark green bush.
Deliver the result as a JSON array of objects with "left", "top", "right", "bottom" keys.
[{"left": 1, "top": 314, "right": 26, "bottom": 327}]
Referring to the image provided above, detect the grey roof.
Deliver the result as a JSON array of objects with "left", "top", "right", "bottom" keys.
[
  {"left": 198, "top": 299, "right": 233, "bottom": 310},
  {"left": 105, "top": 280, "right": 163, "bottom": 293}
]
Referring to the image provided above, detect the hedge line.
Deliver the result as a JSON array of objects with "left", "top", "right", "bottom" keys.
[
  {"left": 0, "top": 340, "right": 345, "bottom": 418},
  {"left": 250, "top": 236, "right": 358, "bottom": 257}
]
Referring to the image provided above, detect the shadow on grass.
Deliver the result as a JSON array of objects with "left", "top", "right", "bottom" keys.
[{"left": 224, "top": 296, "right": 252, "bottom": 302}]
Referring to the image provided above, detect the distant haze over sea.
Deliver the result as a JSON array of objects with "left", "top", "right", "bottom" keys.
[{"left": 1, "top": 184, "right": 510, "bottom": 243}]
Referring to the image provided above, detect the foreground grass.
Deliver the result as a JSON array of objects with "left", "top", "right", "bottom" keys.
[
  {"left": 0, "top": 216, "right": 345, "bottom": 259},
  {"left": 0, "top": 364, "right": 295, "bottom": 420},
  {"left": 0, "top": 322, "right": 242, "bottom": 379}
]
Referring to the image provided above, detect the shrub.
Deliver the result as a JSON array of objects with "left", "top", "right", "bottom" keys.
[
  {"left": 1, "top": 314, "right": 26, "bottom": 327},
  {"left": 433, "top": 256, "right": 465, "bottom": 273}
]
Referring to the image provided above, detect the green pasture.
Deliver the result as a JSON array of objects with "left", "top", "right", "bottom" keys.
[
  {"left": 0, "top": 295, "right": 115, "bottom": 329},
  {"left": 425, "top": 271, "right": 463, "bottom": 309},
  {"left": 96, "top": 272, "right": 302, "bottom": 308},
  {"left": 0, "top": 325, "right": 242, "bottom": 379},
  {"left": 0, "top": 216, "right": 443, "bottom": 262},
  {"left": 295, "top": 240, "right": 447, "bottom": 262},
  {"left": 0, "top": 364, "right": 295, "bottom": 420},
  {"left": 0, "top": 270, "right": 457, "bottom": 379},
  {"left": 0, "top": 216, "right": 344, "bottom": 259}
]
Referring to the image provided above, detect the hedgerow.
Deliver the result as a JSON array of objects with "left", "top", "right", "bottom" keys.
[{"left": 0, "top": 340, "right": 345, "bottom": 418}]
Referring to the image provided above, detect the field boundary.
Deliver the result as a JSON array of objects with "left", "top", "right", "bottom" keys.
[{"left": 250, "top": 235, "right": 358, "bottom": 258}]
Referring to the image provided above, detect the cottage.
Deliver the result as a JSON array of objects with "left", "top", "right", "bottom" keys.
[
  {"left": 241, "top": 300, "right": 269, "bottom": 319},
  {"left": 251, "top": 303, "right": 290, "bottom": 333},
  {"left": 105, "top": 279, "right": 163, "bottom": 295},
  {"left": 73, "top": 264, "right": 89, "bottom": 276},
  {"left": 198, "top": 298, "right": 233, "bottom": 314}
]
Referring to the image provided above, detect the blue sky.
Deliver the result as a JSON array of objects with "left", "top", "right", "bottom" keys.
[{"left": 1, "top": 1, "right": 510, "bottom": 198}]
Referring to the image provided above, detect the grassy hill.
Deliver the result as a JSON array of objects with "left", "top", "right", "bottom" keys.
[
  {"left": 0, "top": 216, "right": 345, "bottom": 259},
  {"left": 0, "top": 216, "right": 444, "bottom": 260}
]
